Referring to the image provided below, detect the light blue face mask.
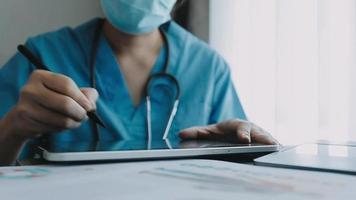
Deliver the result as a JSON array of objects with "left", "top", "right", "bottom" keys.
[{"left": 100, "top": 0, "right": 177, "bottom": 35}]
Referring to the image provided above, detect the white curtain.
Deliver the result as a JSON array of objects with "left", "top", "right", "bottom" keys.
[{"left": 210, "top": 0, "right": 356, "bottom": 145}]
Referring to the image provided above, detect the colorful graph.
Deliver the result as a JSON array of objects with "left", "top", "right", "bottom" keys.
[{"left": 0, "top": 168, "right": 49, "bottom": 179}]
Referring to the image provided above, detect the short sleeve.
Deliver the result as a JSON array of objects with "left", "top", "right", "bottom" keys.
[{"left": 209, "top": 59, "right": 247, "bottom": 124}]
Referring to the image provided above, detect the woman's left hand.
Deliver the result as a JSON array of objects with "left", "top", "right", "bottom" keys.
[{"left": 179, "top": 119, "right": 279, "bottom": 145}]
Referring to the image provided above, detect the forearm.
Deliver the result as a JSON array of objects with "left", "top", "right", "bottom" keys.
[{"left": 0, "top": 111, "right": 27, "bottom": 166}]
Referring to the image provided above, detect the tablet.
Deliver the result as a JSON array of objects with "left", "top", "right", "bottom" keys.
[
  {"left": 254, "top": 143, "right": 356, "bottom": 175},
  {"left": 39, "top": 140, "right": 279, "bottom": 162}
]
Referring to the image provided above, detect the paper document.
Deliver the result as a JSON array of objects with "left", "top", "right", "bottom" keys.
[{"left": 0, "top": 159, "right": 355, "bottom": 199}]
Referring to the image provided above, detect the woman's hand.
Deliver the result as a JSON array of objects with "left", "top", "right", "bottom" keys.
[
  {"left": 179, "top": 119, "right": 279, "bottom": 145},
  {"left": 0, "top": 70, "right": 98, "bottom": 165},
  {"left": 3, "top": 70, "right": 98, "bottom": 140}
]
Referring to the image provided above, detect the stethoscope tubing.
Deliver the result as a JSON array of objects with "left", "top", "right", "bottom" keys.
[{"left": 89, "top": 19, "right": 180, "bottom": 142}]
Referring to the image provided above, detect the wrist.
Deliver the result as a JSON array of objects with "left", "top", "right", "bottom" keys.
[{"left": 0, "top": 109, "right": 28, "bottom": 144}]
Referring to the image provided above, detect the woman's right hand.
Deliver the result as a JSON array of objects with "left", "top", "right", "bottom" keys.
[{"left": 2, "top": 70, "right": 98, "bottom": 141}]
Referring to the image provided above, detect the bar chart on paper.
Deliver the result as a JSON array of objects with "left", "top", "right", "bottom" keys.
[{"left": 0, "top": 159, "right": 355, "bottom": 200}]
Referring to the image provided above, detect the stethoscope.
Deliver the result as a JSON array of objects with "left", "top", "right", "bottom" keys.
[{"left": 89, "top": 19, "right": 180, "bottom": 143}]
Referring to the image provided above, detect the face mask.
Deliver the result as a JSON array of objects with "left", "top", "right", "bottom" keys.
[{"left": 100, "top": 0, "right": 177, "bottom": 35}]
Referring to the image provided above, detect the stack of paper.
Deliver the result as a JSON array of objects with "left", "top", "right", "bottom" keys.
[{"left": 0, "top": 159, "right": 355, "bottom": 199}]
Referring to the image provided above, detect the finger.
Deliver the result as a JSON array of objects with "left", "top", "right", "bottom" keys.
[
  {"left": 18, "top": 117, "right": 52, "bottom": 138},
  {"left": 250, "top": 126, "right": 278, "bottom": 145},
  {"left": 21, "top": 83, "right": 87, "bottom": 121},
  {"left": 216, "top": 120, "right": 252, "bottom": 143},
  {"left": 235, "top": 122, "right": 252, "bottom": 143},
  {"left": 179, "top": 124, "right": 229, "bottom": 141},
  {"left": 21, "top": 101, "right": 83, "bottom": 130},
  {"left": 80, "top": 88, "right": 98, "bottom": 110},
  {"left": 15, "top": 106, "right": 61, "bottom": 137},
  {"left": 179, "top": 140, "right": 201, "bottom": 148},
  {"left": 33, "top": 70, "right": 93, "bottom": 111},
  {"left": 179, "top": 126, "right": 214, "bottom": 140}
]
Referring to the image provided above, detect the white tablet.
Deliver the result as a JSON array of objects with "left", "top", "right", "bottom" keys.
[
  {"left": 39, "top": 140, "right": 279, "bottom": 162},
  {"left": 254, "top": 143, "right": 356, "bottom": 175}
]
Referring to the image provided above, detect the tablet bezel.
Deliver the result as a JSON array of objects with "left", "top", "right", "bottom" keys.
[{"left": 39, "top": 141, "right": 280, "bottom": 162}]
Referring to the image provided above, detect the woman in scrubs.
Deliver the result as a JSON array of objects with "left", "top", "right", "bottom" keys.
[{"left": 0, "top": 0, "right": 278, "bottom": 165}]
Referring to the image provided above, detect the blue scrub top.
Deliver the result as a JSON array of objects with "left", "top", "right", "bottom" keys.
[{"left": 0, "top": 18, "right": 246, "bottom": 159}]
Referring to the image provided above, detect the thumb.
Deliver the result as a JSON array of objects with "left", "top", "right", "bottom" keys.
[{"left": 80, "top": 88, "right": 99, "bottom": 111}]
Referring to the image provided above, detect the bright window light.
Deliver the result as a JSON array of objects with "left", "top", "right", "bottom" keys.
[{"left": 210, "top": 0, "right": 356, "bottom": 145}]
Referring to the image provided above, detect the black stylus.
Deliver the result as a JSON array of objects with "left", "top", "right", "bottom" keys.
[{"left": 17, "top": 44, "right": 106, "bottom": 128}]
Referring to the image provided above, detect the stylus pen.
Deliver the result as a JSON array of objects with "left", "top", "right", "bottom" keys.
[{"left": 17, "top": 44, "right": 106, "bottom": 128}]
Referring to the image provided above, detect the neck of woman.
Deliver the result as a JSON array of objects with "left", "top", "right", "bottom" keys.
[{"left": 103, "top": 20, "right": 163, "bottom": 57}]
